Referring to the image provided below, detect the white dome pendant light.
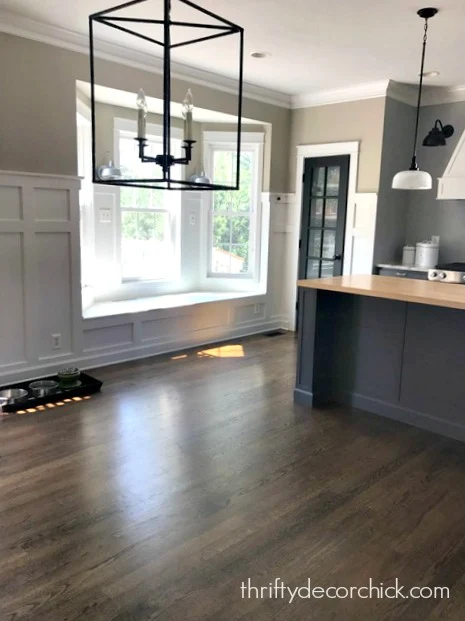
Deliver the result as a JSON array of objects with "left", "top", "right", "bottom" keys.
[{"left": 392, "top": 8, "right": 438, "bottom": 190}]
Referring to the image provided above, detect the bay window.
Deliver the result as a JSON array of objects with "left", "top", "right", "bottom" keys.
[
  {"left": 78, "top": 110, "right": 268, "bottom": 311},
  {"left": 203, "top": 132, "right": 264, "bottom": 281},
  {"left": 114, "top": 119, "right": 182, "bottom": 284}
]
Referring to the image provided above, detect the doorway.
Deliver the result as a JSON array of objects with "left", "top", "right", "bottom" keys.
[{"left": 298, "top": 155, "right": 350, "bottom": 280}]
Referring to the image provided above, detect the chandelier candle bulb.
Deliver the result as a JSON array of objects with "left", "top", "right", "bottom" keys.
[
  {"left": 136, "top": 89, "right": 148, "bottom": 140},
  {"left": 182, "top": 89, "right": 194, "bottom": 142},
  {"left": 184, "top": 111, "right": 193, "bottom": 142}
]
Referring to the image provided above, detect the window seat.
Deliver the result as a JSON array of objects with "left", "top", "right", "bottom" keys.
[{"left": 83, "top": 291, "right": 261, "bottom": 319}]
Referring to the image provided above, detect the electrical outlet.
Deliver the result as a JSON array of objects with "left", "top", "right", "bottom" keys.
[
  {"left": 254, "top": 304, "right": 261, "bottom": 315},
  {"left": 52, "top": 333, "right": 62, "bottom": 350},
  {"left": 189, "top": 212, "right": 196, "bottom": 226}
]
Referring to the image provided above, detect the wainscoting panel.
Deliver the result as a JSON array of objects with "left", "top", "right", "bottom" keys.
[
  {"left": 347, "top": 193, "right": 378, "bottom": 275},
  {"left": 33, "top": 187, "right": 70, "bottom": 221},
  {"left": 0, "top": 232, "right": 26, "bottom": 367},
  {"left": 234, "top": 303, "right": 266, "bottom": 326},
  {"left": 35, "top": 232, "right": 73, "bottom": 360},
  {"left": 0, "top": 175, "right": 290, "bottom": 383},
  {"left": 189, "top": 304, "right": 231, "bottom": 332},
  {"left": 0, "top": 171, "right": 81, "bottom": 380},
  {"left": 0, "top": 185, "right": 23, "bottom": 221},
  {"left": 83, "top": 324, "right": 134, "bottom": 352},
  {"left": 141, "top": 316, "right": 188, "bottom": 343}
]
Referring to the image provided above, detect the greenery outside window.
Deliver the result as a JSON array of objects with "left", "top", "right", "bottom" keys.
[{"left": 203, "top": 132, "right": 264, "bottom": 280}]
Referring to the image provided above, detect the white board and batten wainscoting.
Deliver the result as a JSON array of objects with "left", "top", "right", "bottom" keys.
[
  {"left": 0, "top": 171, "right": 293, "bottom": 383},
  {"left": 285, "top": 142, "right": 378, "bottom": 330}
]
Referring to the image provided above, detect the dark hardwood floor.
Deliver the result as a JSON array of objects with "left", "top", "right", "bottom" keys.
[{"left": 2, "top": 333, "right": 465, "bottom": 620}]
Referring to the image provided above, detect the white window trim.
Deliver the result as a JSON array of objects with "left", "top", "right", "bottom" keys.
[
  {"left": 76, "top": 99, "right": 94, "bottom": 305},
  {"left": 112, "top": 117, "right": 183, "bottom": 293},
  {"left": 203, "top": 131, "right": 265, "bottom": 144},
  {"left": 77, "top": 97, "right": 91, "bottom": 123},
  {"left": 201, "top": 131, "right": 265, "bottom": 284}
]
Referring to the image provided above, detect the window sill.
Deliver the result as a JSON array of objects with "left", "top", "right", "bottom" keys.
[{"left": 83, "top": 290, "right": 263, "bottom": 319}]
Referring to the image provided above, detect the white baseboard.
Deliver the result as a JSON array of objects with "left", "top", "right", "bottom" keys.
[{"left": 0, "top": 318, "right": 289, "bottom": 385}]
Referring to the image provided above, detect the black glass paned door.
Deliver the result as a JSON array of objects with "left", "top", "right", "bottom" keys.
[{"left": 298, "top": 155, "right": 350, "bottom": 280}]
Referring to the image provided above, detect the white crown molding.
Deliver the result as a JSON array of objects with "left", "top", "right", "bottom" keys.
[
  {"left": 0, "top": 9, "right": 292, "bottom": 109},
  {"left": 291, "top": 80, "right": 389, "bottom": 109},
  {"left": 4, "top": 10, "right": 465, "bottom": 112},
  {"left": 383, "top": 80, "right": 465, "bottom": 108},
  {"left": 387, "top": 80, "right": 465, "bottom": 108},
  {"left": 385, "top": 80, "right": 417, "bottom": 106},
  {"left": 292, "top": 79, "right": 465, "bottom": 110},
  {"left": 422, "top": 85, "right": 465, "bottom": 107}
]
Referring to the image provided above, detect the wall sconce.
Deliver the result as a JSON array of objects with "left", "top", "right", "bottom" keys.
[{"left": 423, "top": 119, "right": 455, "bottom": 146}]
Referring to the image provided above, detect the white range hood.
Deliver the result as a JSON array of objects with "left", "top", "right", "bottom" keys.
[{"left": 438, "top": 128, "right": 465, "bottom": 199}]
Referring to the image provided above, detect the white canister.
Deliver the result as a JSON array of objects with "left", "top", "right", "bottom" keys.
[
  {"left": 415, "top": 240, "right": 439, "bottom": 269},
  {"left": 402, "top": 245, "right": 416, "bottom": 266}
]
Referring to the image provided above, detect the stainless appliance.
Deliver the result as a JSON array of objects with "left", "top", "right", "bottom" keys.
[{"left": 428, "top": 262, "right": 465, "bottom": 283}]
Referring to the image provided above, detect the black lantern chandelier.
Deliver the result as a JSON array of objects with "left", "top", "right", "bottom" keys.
[{"left": 89, "top": 0, "right": 244, "bottom": 191}]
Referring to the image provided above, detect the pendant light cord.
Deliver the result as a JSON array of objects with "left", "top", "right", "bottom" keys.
[{"left": 410, "top": 18, "right": 429, "bottom": 170}]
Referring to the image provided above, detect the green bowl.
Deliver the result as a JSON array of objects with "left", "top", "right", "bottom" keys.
[{"left": 57, "top": 367, "right": 81, "bottom": 385}]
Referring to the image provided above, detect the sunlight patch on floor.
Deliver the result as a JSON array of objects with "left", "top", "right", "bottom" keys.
[{"left": 197, "top": 344, "right": 245, "bottom": 358}]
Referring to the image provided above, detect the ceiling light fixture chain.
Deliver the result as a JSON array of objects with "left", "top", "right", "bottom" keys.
[
  {"left": 392, "top": 7, "right": 438, "bottom": 191},
  {"left": 410, "top": 15, "right": 430, "bottom": 170}
]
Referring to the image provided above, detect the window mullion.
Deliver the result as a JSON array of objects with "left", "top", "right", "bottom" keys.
[
  {"left": 206, "top": 139, "right": 261, "bottom": 278},
  {"left": 117, "top": 126, "right": 181, "bottom": 285}
]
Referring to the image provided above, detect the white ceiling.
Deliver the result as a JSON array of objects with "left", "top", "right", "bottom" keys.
[{"left": 2, "top": 0, "right": 465, "bottom": 97}]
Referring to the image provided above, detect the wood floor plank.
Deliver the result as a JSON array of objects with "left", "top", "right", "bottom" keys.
[{"left": 1, "top": 333, "right": 465, "bottom": 620}]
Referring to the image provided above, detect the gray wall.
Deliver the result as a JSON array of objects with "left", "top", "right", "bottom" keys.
[
  {"left": 288, "top": 97, "right": 386, "bottom": 193},
  {"left": 405, "top": 101, "right": 465, "bottom": 264},
  {"left": 373, "top": 97, "right": 416, "bottom": 264},
  {"left": 0, "top": 33, "right": 291, "bottom": 192}
]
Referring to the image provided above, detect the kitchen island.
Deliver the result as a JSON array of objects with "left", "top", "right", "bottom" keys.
[{"left": 295, "top": 275, "right": 465, "bottom": 442}]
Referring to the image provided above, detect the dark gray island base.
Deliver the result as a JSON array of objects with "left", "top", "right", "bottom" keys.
[{"left": 295, "top": 275, "right": 465, "bottom": 443}]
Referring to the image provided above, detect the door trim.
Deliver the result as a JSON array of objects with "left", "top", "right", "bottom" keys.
[{"left": 288, "top": 141, "right": 359, "bottom": 330}]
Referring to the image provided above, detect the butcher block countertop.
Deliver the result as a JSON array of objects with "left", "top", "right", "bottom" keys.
[{"left": 298, "top": 275, "right": 465, "bottom": 311}]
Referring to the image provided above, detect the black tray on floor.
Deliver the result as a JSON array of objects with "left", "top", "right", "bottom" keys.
[{"left": 0, "top": 373, "right": 102, "bottom": 413}]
